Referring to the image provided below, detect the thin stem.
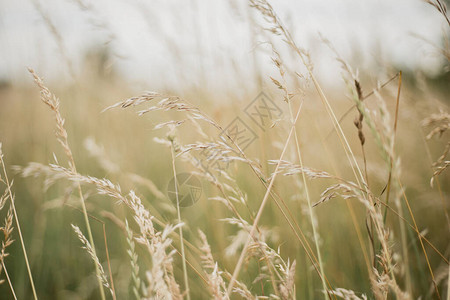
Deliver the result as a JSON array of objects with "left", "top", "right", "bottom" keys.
[
  {"left": 170, "top": 141, "right": 191, "bottom": 300},
  {"left": 420, "top": 127, "right": 450, "bottom": 232},
  {"left": 383, "top": 72, "right": 413, "bottom": 295},
  {"left": 314, "top": 117, "right": 372, "bottom": 275},
  {"left": 66, "top": 204, "right": 116, "bottom": 299},
  {"left": 1, "top": 154, "right": 38, "bottom": 300},
  {"left": 383, "top": 71, "right": 402, "bottom": 223},
  {"left": 103, "top": 224, "right": 116, "bottom": 300},
  {"left": 73, "top": 167, "right": 106, "bottom": 300},
  {"left": 375, "top": 199, "right": 448, "bottom": 265},
  {"left": 227, "top": 103, "right": 316, "bottom": 296},
  {"left": 397, "top": 178, "right": 441, "bottom": 299},
  {"left": 326, "top": 72, "right": 400, "bottom": 140},
  {"left": 287, "top": 101, "right": 328, "bottom": 299},
  {"left": 28, "top": 68, "right": 105, "bottom": 300},
  {"left": 2, "top": 261, "right": 18, "bottom": 300},
  {"left": 191, "top": 105, "right": 333, "bottom": 297},
  {"left": 447, "top": 264, "right": 450, "bottom": 300}
]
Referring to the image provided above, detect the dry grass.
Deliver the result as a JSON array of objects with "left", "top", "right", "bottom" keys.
[{"left": 0, "top": 0, "right": 449, "bottom": 299}]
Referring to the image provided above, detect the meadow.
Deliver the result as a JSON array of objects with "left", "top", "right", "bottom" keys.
[{"left": 0, "top": 0, "right": 449, "bottom": 299}]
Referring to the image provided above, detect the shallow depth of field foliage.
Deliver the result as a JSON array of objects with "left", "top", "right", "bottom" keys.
[{"left": 0, "top": 0, "right": 449, "bottom": 299}]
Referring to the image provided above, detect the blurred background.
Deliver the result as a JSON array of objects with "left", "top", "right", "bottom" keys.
[
  {"left": 1, "top": 0, "right": 448, "bottom": 90},
  {"left": 0, "top": 0, "right": 449, "bottom": 299}
]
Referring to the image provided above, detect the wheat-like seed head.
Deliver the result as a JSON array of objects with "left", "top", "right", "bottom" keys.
[{"left": 71, "top": 224, "right": 113, "bottom": 296}]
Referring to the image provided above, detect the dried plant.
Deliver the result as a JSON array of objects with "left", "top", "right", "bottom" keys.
[
  {"left": 329, "top": 288, "right": 368, "bottom": 300},
  {"left": 0, "top": 143, "right": 37, "bottom": 300},
  {"left": 125, "top": 220, "right": 142, "bottom": 300},
  {"left": 422, "top": 110, "right": 450, "bottom": 140},
  {"left": 0, "top": 195, "right": 14, "bottom": 290},
  {"left": 198, "top": 230, "right": 229, "bottom": 300},
  {"left": 83, "top": 137, "right": 165, "bottom": 199},
  {"left": 422, "top": 110, "right": 450, "bottom": 186},
  {"left": 71, "top": 224, "right": 114, "bottom": 297},
  {"left": 1, "top": 0, "right": 448, "bottom": 299}
]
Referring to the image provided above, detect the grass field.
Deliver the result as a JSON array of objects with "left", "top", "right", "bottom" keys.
[{"left": 0, "top": 0, "right": 449, "bottom": 299}]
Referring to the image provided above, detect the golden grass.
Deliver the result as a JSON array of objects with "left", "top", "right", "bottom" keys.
[{"left": 0, "top": 0, "right": 449, "bottom": 299}]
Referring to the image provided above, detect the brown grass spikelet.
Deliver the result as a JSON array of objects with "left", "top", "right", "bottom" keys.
[{"left": 353, "top": 80, "right": 366, "bottom": 147}]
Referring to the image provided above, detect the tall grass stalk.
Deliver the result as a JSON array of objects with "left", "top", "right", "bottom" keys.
[
  {"left": 28, "top": 68, "right": 105, "bottom": 300},
  {"left": 397, "top": 178, "right": 441, "bottom": 299},
  {"left": 170, "top": 139, "right": 191, "bottom": 300},
  {"left": 385, "top": 72, "right": 412, "bottom": 295},
  {"left": 250, "top": 0, "right": 374, "bottom": 294},
  {"left": 227, "top": 102, "right": 306, "bottom": 295},
  {"left": 287, "top": 101, "right": 328, "bottom": 299},
  {"left": 271, "top": 48, "right": 329, "bottom": 297},
  {"left": 71, "top": 224, "right": 114, "bottom": 297},
  {"left": 125, "top": 219, "right": 142, "bottom": 300},
  {"left": 276, "top": 8, "right": 403, "bottom": 293},
  {"left": 313, "top": 118, "right": 372, "bottom": 273},
  {"left": 105, "top": 90, "right": 334, "bottom": 296},
  {"left": 0, "top": 147, "right": 38, "bottom": 300},
  {"left": 270, "top": 51, "right": 335, "bottom": 297},
  {"left": 1, "top": 261, "right": 17, "bottom": 300},
  {"left": 258, "top": 2, "right": 407, "bottom": 288},
  {"left": 420, "top": 127, "right": 450, "bottom": 232}
]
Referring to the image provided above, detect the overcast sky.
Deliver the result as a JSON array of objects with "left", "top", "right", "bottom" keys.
[{"left": 0, "top": 0, "right": 448, "bottom": 91}]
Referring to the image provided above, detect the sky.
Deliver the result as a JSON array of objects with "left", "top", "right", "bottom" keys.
[{"left": 0, "top": 0, "right": 448, "bottom": 92}]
